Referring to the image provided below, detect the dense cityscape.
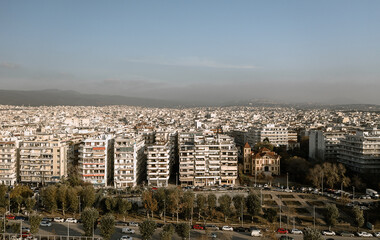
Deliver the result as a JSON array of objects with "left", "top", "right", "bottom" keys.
[{"left": 0, "top": 104, "right": 379, "bottom": 240}]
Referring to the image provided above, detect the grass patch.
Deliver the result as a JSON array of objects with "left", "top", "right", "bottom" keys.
[
  {"left": 307, "top": 201, "right": 325, "bottom": 207},
  {"left": 283, "top": 200, "right": 302, "bottom": 206},
  {"left": 264, "top": 200, "right": 278, "bottom": 206},
  {"left": 263, "top": 194, "right": 272, "bottom": 199},
  {"left": 277, "top": 194, "right": 295, "bottom": 199},
  {"left": 295, "top": 208, "right": 310, "bottom": 215},
  {"left": 299, "top": 194, "right": 318, "bottom": 199}
]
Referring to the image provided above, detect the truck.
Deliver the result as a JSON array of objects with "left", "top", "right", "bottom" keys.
[{"left": 366, "top": 189, "right": 379, "bottom": 199}]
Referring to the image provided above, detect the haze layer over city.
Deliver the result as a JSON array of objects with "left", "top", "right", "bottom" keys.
[{"left": 0, "top": 1, "right": 380, "bottom": 240}]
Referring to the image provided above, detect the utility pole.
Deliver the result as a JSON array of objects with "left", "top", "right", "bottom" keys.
[
  {"left": 67, "top": 221, "right": 70, "bottom": 240},
  {"left": 321, "top": 172, "right": 324, "bottom": 196},
  {"left": 260, "top": 188, "right": 263, "bottom": 206},
  {"left": 313, "top": 206, "right": 316, "bottom": 229},
  {"left": 341, "top": 182, "right": 343, "bottom": 198},
  {"left": 163, "top": 198, "right": 166, "bottom": 224},
  {"left": 353, "top": 186, "right": 355, "bottom": 200},
  {"left": 279, "top": 196, "right": 282, "bottom": 228},
  {"left": 286, "top": 172, "right": 289, "bottom": 190},
  {"left": 78, "top": 196, "right": 81, "bottom": 214},
  {"left": 176, "top": 172, "right": 178, "bottom": 186},
  {"left": 241, "top": 198, "right": 244, "bottom": 227}
]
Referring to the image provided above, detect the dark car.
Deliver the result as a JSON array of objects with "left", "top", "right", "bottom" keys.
[
  {"left": 156, "top": 223, "right": 164, "bottom": 228},
  {"left": 234, "top": 227, "right": 247, "bottom": 232},
  {"left": 15, "top": 216, "right": 27, "bottom": 221},
  {"left": 338, "top": 231, "right": 354, "bottom": 237}
]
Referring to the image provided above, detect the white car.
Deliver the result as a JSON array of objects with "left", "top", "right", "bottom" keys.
[
  {"left": 357, "top": 232, "right": 373, "bottom": 237},
  {"left": 250, "top": 229, "right": 262, "bottom": 237},
  {"left": 65, "top": 218, "right": 77, "bottom": 223},
  {"left": 222, "top": 226, "right": 233, "bottom": 231},
  {"left": 120, "top": 236, "right": 132, "bottom": 240},
  {"left": 374, "top": 232, "right": 380, "bottom": 237},
  {"left": 53, "top": 217, "right": 64, "bottom": 222},
  {"left": 10, "top": 236, "right": 22, "bottom": 240},
  {"left": 128, "top": 222, "right": 138, "bottom": 227},
  {"left": 291, "top": 229, "right": 303, "bottom": 234},
  {"left": 40, "top": 221, "right": 52, "bottom": 227},
  {"left": 321, "top": 230, "right": 335, "bottom": 236},
  {"left": 122, "top": 228, "right": 135, "bottom": 234}
]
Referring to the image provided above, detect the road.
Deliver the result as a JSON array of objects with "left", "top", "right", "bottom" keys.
[{"left": 9, "top": 221, "right": 378, "bottom": 240}]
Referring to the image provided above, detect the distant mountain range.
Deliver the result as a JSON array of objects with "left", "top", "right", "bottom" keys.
[{"left": 0, "top": 89, "right": 379, "bottom": 111}]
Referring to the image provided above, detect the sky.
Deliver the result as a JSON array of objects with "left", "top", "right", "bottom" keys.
[{"left": 1, "top": 0, "right": 380, "bottom": 105}]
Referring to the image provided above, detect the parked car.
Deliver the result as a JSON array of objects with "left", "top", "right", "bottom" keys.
[
  {"left": 15, "top": 216, "right": 27, "bottom": 221},
  {"left": 120, "top": 236, "right": 132, "bottom": 240},
  {"left": 321, "top": 230, "right": 336, "bottom": 236},
  {"left": 192, "top": 224, "right": 204, "bottom": 230},
  {"left": 357, "top": 232, "right": 373, "bottom": 237},
  {"left": 6, "top": 215, "right": 15, "bottom": 220},
  {"left": 22, "top": 227, "right": 30, "bottom": 233},
  {"left": 277, "top": 228, "right": 289, "bottom": 234},
  {"left": 21, "top": 232, "right": 31, "bottom": 238},
  {"left": 222, "top": 226, "right": 233, "bottom": 231},
  {"left": 53, "top": 217, "right": 64, "bottom": 222},
  {"left": 122, "top": 228, "right": 135, "bottom": 234},
  {"left": 10, "top": 236, "right": 22, "bottom": 240},
  {"left": 40, "top": 221, "right": 52, "bottom": 227},
  {"left": 374, "top": 232, "right": 380, "bottom": 237},
  {"left": 234, "top": 227, "right": 247, "bottom": 232},
  {"left": 42, "top": 218, "right": 52, "bottom": 222},
  {"left": 250, "top": 229, "right": 263, "bottom": 237},
  {"left": 128, "top": 222, "right": 139, "bottom": 227},
  {"left": 290, "top": 229, "right": 302, "bottom": 234},
  {"left": 205, "top": 225, "right": 219, "bottom": 230},
  {"left": 338, "top": 231, "right": 354, "bottom": 237},
  {"left": 65, "top": 218, "right": 77, "bottom": 223},
  {"left": 211, "top": 233, "right": 217, "bottom": 238}
]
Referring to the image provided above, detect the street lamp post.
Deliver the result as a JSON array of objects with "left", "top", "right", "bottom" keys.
[
  {"left": 313, "top": 206, "right": 316, "bottom": 229},
  {"left": 286, "top": 172, "right": 289, "bottom": 190},
  {"left": 353, "top": 186, "right": 355, "bottom": 200}
]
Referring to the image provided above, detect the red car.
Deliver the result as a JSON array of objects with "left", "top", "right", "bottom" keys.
[
  {"left": 277, "top": 228, "right": 289, "bottom": 234},
  {"left": 22, "top": 232, "right": 31, "bottom": 238},
  {"left": 193, "top": 224, "right": 204, "bottom": 230},
  {"left": 6, "top": 215, "right": 15, "bottom": 220}
]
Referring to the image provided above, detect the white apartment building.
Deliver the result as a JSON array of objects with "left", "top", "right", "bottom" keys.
[
  {"left": 114, "top": 135, "right": 145, "bottom": 188},
  {"left": 309, "top": 130, "right": 345, "bottom": 161},
  {"left": 78, "top": 135, "right": 113, "bottom": 187},
  {"left": 0, "top": 140, "right": 18, "bottom": 186},
  {"left": 179, "top": 132, "right": 238, "bottom": 186},
  {"left": 338, "top": 129, "right": 380, "bottom": 174},
  {"left": 146, "top": 131, "right": 177, "bottom": 187},
  {"left": 19, "top": 138, "right": 67, "bottom": 184},
  {"left": 250, "top": 124, "right": 288, "bottom": 147}
]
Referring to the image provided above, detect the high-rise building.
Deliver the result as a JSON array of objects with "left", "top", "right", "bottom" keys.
[
  {"left": 0, "top": 139, "right": 18, "bottom": 186},
  {"left": 179, "top": 132, "right": 238, "bottom": 186},
  {"left": 19, "top": 138, "right": 67, "bottom": 184},
  {"left": 309, "top": 130, "right": 345, "bottom": 161},
  {"left": 338, "top": 129, "right": 380, "bottom": 173},
  {"left": 114, "top": 135, "right": 145, "bottom": 188},
  {"left": 78, "top": 135, "right": 113, "bottom": 187},
  {"left": 250, "top": 124, "right": 288, "bottom": 147}
]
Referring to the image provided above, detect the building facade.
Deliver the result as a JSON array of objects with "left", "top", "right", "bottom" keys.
[{"left": 0, "top": 140, "right": 18, "bottom": 186}]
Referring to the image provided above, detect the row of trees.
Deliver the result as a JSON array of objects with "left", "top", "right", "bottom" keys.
[
  {"left": 0, "top": 184, "right": 35, "bottom": 215},
  {"left": 323, "top": 203, "right": 364, "bottom": 230},
  {"left": 308, "top": 162, "right": 350, "bottom": 189},
  {"left": 142, "top": 188, "right": 265, "bottom": 223}
]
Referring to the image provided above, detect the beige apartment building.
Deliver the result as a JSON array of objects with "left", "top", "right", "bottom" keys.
[
  {"left": 0, "top": 140, "right": 18, "bottom": 186},
  {"left": 179, "top": 132, "right": 238, "bottom": 186},
  {"left": 78, "top": 135, "right": 113, "bottom": 187},
  {"left": 19, "top": 138, "right": 67, "bottom": 184},
  {"left": 114, "top": 135, "right": 145, "bottom": 188},
  {"left": 147, "top": 131, "right": 177, "bottom": 187}
]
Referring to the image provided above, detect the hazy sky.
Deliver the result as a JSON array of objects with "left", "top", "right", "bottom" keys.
[{"left": 1, "top": 0, "right": 380, "bottom": 104}]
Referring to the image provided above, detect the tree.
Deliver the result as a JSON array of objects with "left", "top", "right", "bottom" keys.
[
  {"left": 0, "top": 185, "right": 8, "bottom": 209},
  {"left": 153, "top": 188, "right": 167, "bottom": 219},
  {"left": 99, "top": 213, "right": 115, "bottom": 240},
  {"left": 160, "top": 224, "right": 175, "bottom": 240},
  {"left": 322, "top": 163, "right": 339, "bottom": 188},
  {"left": 232, "top": 194, "right": 245, "bottom": 222},
  {"left": 117, "top": 198, "right": 132, "bottom": 221},
  {"left": 10, "top": 185, "right": 33, "bottom": 213},
  {"left": 263, "top": 208, "right": 277, "bottom": 223},
  {"left": 167, "top": 188, "right": 182, "bottom": 222},
  {"left": 307, "top": 164, "right": 323, "bottom": 188},
  {"left": 142, "top": 190, "right": 158, "bottom": 218},
  {"left": 67, "top": 187, "right": 79, "bottom": 213},
  {"left": 24, "top": 197, "right": 36, "bottom": 215},
  {"left": 67, "top": 165, "right": 83, "bottom": 187},
  {"left": 81, "top": 185, "right": 95, "bottom": 208},
  {"left": 139, "top": 219, "right": 157, "bottom": 240},
  {"left": 207, "top": 194, "right": 217, "bottom": 221},
  {"left": 246, "top": 193, "right": 261, "bottom": 222},
  {"left": 282, "top": 157, "right": 311, "bottom": 184},
  {"left": 81, "top": 207, "right": 99, "bottom": 236},
  {"left": 352, "top": 206, "right": 364, "bottom": 231},
  {"left": 324, "top": 204, "right": 339, "bottom": 230},
  {"left": 303, "top": 228, "right": 323, "bottom": 240},
  {"left": 219, "top": 194, "right": 232, "bottom": 222},
  {"left": 29, "top": 214, "right": 42, "bottom": 234},
  {"left": 181, "top": 191, "right": 195, "bottom": 220},
  {"left": 104, "top": 197, "right": 117, "bottom": 213},
  {"left": 57, "top": 184, "right": 68, "bottom": 216},
  {"left": 175, "top": 223, "right": 190, "bottom": 240},
  {"left": 196, "top": 194, "right": 207, "bottom": 221},
  {"left": 41, "top": 185, "right": 57, "bottom": 213}
]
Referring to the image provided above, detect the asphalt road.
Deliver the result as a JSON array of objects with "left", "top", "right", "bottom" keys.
[{"left": 7, "top": 221, "right": 378, "bottom": 240}]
